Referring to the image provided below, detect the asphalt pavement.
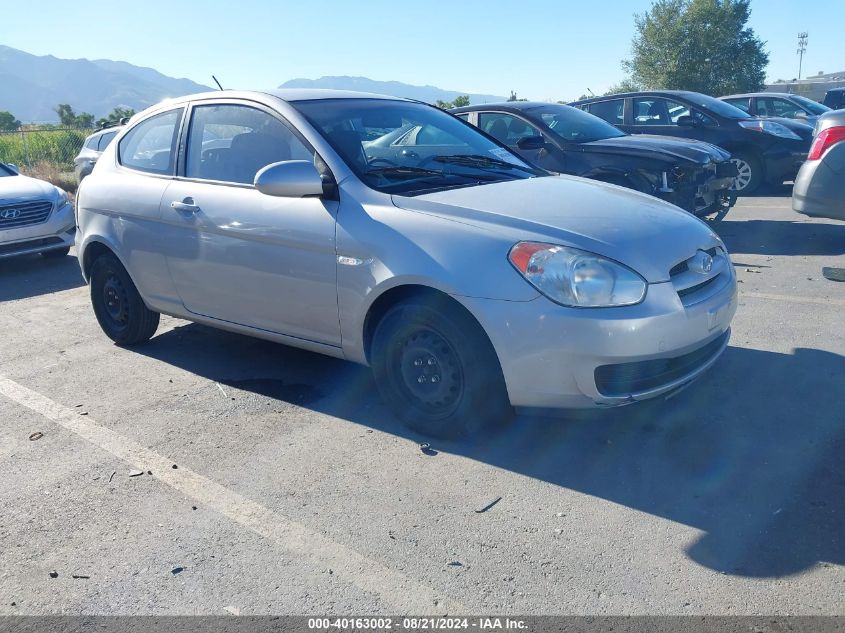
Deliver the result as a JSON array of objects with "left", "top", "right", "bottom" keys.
[{"left": 0, "top": 189, "right": 843, "bottom": 615}]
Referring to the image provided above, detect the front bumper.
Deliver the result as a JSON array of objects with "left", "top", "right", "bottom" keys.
[
  {"left": 461, "top": 262, "right": 737, "bottom": 409},
  {"left": 0, "top": 202, "right": 76, "bottom": 258},
  {"left": 652, "top": 162, "right": 737, "bottom": 216}
]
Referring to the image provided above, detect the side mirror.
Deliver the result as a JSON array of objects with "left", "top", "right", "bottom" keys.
[
  {"left": 516, "top": 135, "right": 546, "bottom": 150},
  {"left": 5, "top": 163, "right": 19, "bottom": 174},
  {"left": 254, "top": 160, "right": 324, "bottom": 197},
  {"left": 676, "top": 115, "right": 697, "bottom": 127},
  {"left": 794, "top": 110, "right": 808, "bottom": 119}
]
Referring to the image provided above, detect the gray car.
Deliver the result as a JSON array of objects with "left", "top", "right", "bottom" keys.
[
  {"left": 0, "top": 162, "right": 75, "bottom": 259},
  {"left": 793, "top": 109, "right": 845, "bottom": 221},
  {"left": 74, "top": 125, "right": 122, "bottom": 183},
  {"left": 75, "top": 90, "right": 737, "bottom": 437},
  {"left": 720, "top": 92, "right": 832, "bottom": 127}
]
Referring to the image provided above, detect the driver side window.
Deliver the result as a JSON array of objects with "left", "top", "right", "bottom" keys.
[{"left": 477, "top": 112, "right": 542, "bottom": 146}]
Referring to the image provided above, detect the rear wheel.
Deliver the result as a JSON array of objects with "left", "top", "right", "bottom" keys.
[
  {"left": 729, "top": 152, "right": 762, "bottom": 195},
  {"left": 41, "top": 247, "right": 70, "bottom": 259},
  {"left": 90, "top": 253, "right": 159, "bottom": 345},
  {"left": 371, "top": 297, "right": 511, "bottom": 438}
]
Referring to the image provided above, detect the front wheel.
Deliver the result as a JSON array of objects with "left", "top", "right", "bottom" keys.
[
  {"left": 729, "top": 152, "right": 762, "bottom": 195},
  {"left": 371, "top": 297, "right": 511, "bottom": 438},
  {"left": 89, "top": 253, "right": 159, "bottom": 345}
]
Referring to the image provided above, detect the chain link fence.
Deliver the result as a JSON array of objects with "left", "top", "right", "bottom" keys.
[{"left": 0, "top": 126, "right": 95, "bottom": 192}]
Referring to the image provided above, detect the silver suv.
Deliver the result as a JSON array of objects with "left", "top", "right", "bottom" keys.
[{"left": 75, "top": 90, "right": 737, "bottom": 437}]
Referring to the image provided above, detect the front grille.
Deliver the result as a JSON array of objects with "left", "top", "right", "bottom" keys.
[
  {"left": 0, "top": 236, "right": 63, "bottom": 255},
  {"left": 594, "top": 331, "right": 729, "bottom": 397},
  {"left": 677, "top": 274, "right": 720, "bottom": 298},
  {"left": 0, "top": 199, "right": 53, "bottom": 229},
  {"left": 669, "top": 247, "right": 719, "bottom": 277}
]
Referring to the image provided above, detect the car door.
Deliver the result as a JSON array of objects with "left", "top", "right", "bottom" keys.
[
  {"left": 159, "top": 100, "right": 341, "bottom": 346},
  {"left": 476, "top": 111, "right": 565, "bottom": 172},
  {"left": 629, "top": 96, "right": 723, "bottom": 145}
]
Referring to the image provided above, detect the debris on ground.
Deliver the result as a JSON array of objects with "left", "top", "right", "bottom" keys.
[
  {"left": 223, "top": 606, "right": 240, "bottom": 616},
  {"left": 447, "top": 561, "right": 463, "bottom": 567},
  {"left": 28, "top": 432, "right": 44, "bottom": 441},
  {"left": 171, "top": 566, "right": 185, "bottom": 575},
  {"left": 128, "top": 470, "right": 144, "bottom": 477},
  {"left": 822, "top": 267, "right": 845, "bottom": 282},
  {"left": 71, "top": 574, "right": 90, "bottom": 579},
  {"left": 108, "top": 471, "right": 116, "bottom": 483},
  {"left": 191, "top": 506, "right": 197, "bottom": 511},
  {"left": 556, "top": 512, "right": 565, "bottom": 517},
  {"left": 745, "top": 268, "right": 761, "bottom": 273},
  {"left": 146, "top": 470, "right": 152, "bottom": 475},
  {"left": 419, "top": 443, "right": 437, "bottom": 456},
  {"left": 48, "top": 571, "right": 58, "bottom": 579},
  {"left": 171, "top": 464, "right": 178, "bottom": 469},
  {"left": 475, "top": 497, "right": 502, "bottom": 513}
]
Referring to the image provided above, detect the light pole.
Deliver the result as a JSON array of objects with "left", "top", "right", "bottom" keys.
[{"left": 797, "top": 32, "right": 808, "bottom": 80}]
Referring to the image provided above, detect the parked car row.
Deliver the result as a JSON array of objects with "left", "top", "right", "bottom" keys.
[
  {"left": 451, "top": 101, "right": 737, "bottom": 217},
  {"left": 570, "top": 90, "right": 814, "bottom": 195}
]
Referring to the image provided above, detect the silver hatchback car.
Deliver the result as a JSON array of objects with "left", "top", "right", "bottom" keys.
[{"left": 76, "top": 90, "right": 737, "bottom": 437}]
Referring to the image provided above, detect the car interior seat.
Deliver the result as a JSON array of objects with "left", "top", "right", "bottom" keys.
[
  {"left": 485, "top": 119, "right": 509, "bottom": 143},
  {"left": 229, "top": 132, "right": 291, "bottom": 184}
]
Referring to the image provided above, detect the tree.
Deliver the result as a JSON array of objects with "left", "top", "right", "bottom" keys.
[
  {"left": 54, "top": 103, "right": 95, "bottom": 128},
  {"left": 96, "top": 106, "right": 136, "bottom": 128},
  {"left": 604, "top": 78, "right": 643, "bottom": 95},
  {"left": 434, "top": 95, "right": 470, "bottom": 109},
  {"left": 0, "top": 111, "right": 21, "bottom": 131},
  {"left": 624, "top": 0, "right": 768, "bottom": 95},
  {"left": 507, "top": 90, "right": 527, "bottom": 102}
]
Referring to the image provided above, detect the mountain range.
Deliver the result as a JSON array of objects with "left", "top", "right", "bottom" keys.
[
  {"left": 279, "top": 76, "right": 505, "bottom": 104},
  {"left": 0, "top": 45, "right": 211, "bottom": 122},
  {"left": 0, "top": 45, "right": 505, "bottom": 123}
]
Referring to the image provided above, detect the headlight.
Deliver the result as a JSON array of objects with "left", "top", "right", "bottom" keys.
[
  {"left": 55, "top": 188, "right": 71, "bottom": 208},
  {"left": 508, "top": 242, "right": 647, "bottom": 308},
  {"left": 738, "top": 120, "right": 802, "bottom": 140}
]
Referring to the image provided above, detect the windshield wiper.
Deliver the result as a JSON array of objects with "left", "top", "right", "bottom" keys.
[
  {"left": 364, "top": 166, "right": 444, "bottom": 179},
  {"left": 431, "top": 154, "right": 527, "bottom": 170}
]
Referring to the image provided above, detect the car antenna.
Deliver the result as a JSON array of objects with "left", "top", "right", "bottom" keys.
[{"left": 212, "top": 75, "right": 224, "bottom": 91}]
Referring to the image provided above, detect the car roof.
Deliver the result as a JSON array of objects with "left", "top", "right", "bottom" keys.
[
  {"left": 451, "top": 101, "right": 567, "bottom": 114},
  {"left": 720, "top": 92, "right": 812, "bottom": 99},
  {"left": 161, "top": 88, "right": 410, "bottom": 104},
  {"left": 570, "top": 90, "right": 710, "bottom": 105},
  {"left": 826, "top": 87, "right": 845, "bottom": 94}
]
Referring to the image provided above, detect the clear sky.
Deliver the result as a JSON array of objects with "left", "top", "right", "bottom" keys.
[{"left": 3, "top": 0, "right": 843, "bottom": 101}]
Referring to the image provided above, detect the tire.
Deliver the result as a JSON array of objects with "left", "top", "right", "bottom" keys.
[
  {"left": 89, "top": 253, "right": 159, "bottom": 345},
  {"left": 371, "top": 296, "right": 512, "bottom": 438},
  {"left": 729, "top": 152, "right": 762, "bottom": 195},
  {"left": 41, "top": 247, "right": 70, "bottom": 259}
]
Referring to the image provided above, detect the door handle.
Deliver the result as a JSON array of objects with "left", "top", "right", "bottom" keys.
[{"left": 171, "top": 197, "right": 200, "bottom": 214}]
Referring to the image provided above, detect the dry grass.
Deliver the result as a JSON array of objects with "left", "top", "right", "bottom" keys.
[{"left": 20, "top": 161, "right": 78, "bottom": 194}]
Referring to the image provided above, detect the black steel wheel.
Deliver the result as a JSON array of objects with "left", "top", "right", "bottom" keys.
[
  {"left": 89, "top": 252, "right": 159, "bottom": 345},
  {"left": 371, "top": 295, "right": 511, "bottom": 438}
]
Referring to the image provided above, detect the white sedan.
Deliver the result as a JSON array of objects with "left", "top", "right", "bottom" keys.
[{"left": 0, "top": 163, "right": 75, "bottom": 259}]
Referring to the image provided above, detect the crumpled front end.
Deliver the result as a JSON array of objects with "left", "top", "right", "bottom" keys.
[{"left": 644, "top": 160, "right": 738, "bottom": 217}]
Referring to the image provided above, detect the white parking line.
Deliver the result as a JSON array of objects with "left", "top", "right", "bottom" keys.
[
  {"left": 0, "top": 374, "right": 462, "bottom": 614},
  {"left": 741, "top": 291, "right": 845, "bottom": 307}
]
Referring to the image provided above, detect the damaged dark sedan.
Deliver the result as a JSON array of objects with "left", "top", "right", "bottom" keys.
[{"left": 452, "top": 102, "right": 737, "bottom": 217}]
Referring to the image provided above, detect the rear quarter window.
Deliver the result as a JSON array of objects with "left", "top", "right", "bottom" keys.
[
  {"left": 118, "top": 109, "right": 184, "bottom": 175},
  {"left": 587, "top": 100, "right": 624, "bottom": 125}
]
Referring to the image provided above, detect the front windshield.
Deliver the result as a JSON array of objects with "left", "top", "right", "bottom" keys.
[
  {"left": 685, "top": 93, "right": 750, "bottom": 119},
  {"left": 528, "top": 104, "right": 625, "bottom": 143},
  {"left": 792, "top": 95, "right": 831, "bottom": 115},
  {"left": 291, "top": 99, "right": 544, "bottom": 195}
]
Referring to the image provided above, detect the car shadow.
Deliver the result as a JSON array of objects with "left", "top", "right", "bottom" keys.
[
  {"left": 0, "top": 252, "right": 85, "bottom": 302},
  {"left": 134, "top": 323, "right": 844, "bottom": 579},
  {"left": 716, "top": 219, "right": 845, "bottom": 256}
]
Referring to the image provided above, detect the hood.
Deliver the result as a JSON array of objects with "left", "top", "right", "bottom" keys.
[
  {"left": 0, "top": 173, "right": 59, "bottom": 205},
  {"left": 581, "top": 134, "right": 731, "bottom": 163},
  {"left": 392, "top": 175, "right": 722, "bottom": 283}
]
